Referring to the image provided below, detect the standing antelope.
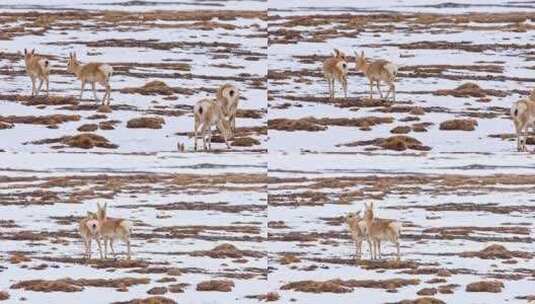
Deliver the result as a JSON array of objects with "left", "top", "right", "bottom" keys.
[
  {"left": 193, "top": 99, "right": 233, "bottom": 151},
  {"left": 323, "top": 49, "right": 348, "bottom": 100},
  {"left": 79, "top": 211, "right": 103, "bottom": 260},
  {"left": 96, "top": 203, "right": 133, "bottom": 260},
  {"left": 345, "top": 211, "right": 370, "bottom": 261},
  {"left": 67, "top": 52, "right": 113, "bottom": 105},
  {"left": 216, "top": 84, "right": 240, "bottom": 132},
  {"left": 363, "top": 202, "right": 401, "bottom": 261},
  {"left": 354, "top": 51, "right": 397, "bottom": 102},
  {"left": 511, "top": 94, "right": 535, "bottom": 152},
  {"left": 24, "top": 48, "right": 50, "bottom": 96}
]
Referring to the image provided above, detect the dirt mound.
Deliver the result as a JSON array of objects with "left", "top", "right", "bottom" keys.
[
  {"left": 196, "top": 280, "right": 234, "bottom": 292},
  {"left": 269, "top": 118, "right": 327, "bottom": 131},
  {"left": 97, "top": 105, "right": 112, "bottom": 113},
  {"left": 112, "top": 296, "right": 176, "bottom": 304},
  {"left": 231, "top": 137, "right": 260, "bottom": 147},
  {"left": 11, "top": 279, "right": 83, "bottom": 292},
  {"left": 466, "top": 280, "right": 504, "bottom": 293},
  {"left": 11, "top": 277, "right": 150, "bottom": 292},
  {"left": 417, "top": 288, "right": 437, "bottom": 296},
  {"left": 0, "top": 114, "right": 80, "bottom": 125},
  {"left": 191, "top": 243, "right": 263, "bottom": 259},
  {"left": 120, "top": 80, "right": 187, "bottom": 96},
  {"left": 279, "top": 255, "right": 301, "bottom": 265},
  {"left": 9, "top": 254, "right": 31, "bottom": 264},
  {"left": 392, "top": 297, "right": 446, "bottom": 304},
  {"left": 435, "top": 82, "right": 506, "bottom": 98},
  {"left": 281, "top": 278, "right": 419, "bottom": 293},
  {"left": 460, "top": 244, "right": 531, "bottom": 259},
  {"left": 64, "top": 133, "right": 118, "bottom": 149},
  {"left": 269, "top": 116, "right": 393, "bottom": 132},
  {"left": 0, "top": 94, "right": 77, "bottom": 106},
  {"left": 99, "top": 121, "right": 117, "bottom": 130},
  {"left": 391, "top": 126, "right": 411, "bottom": 134},
  {"left": 92, "top": 259, "right": 149, "bottom": 269},
  {"left": 237, "top": 109, "right": 264, "bottom": 119},
  {"left": 168, "top": 283, "right": 187, "bottom": 293},
  {"left": 127, "top": 116, "right": 165, "bottom": 129},
  {"left": 439, "top": 119, "right": 477, "bottom": 131},
  {"left": 77, "top": 124, "right": 98, "bottom": 132},
  {"left": 381, "top": 135, "right": 431, "bottom": 151},
  {"left": 0, "top": 291, "right": 8, "bottom": 301},
  {"left": 280, "top": 280, "right": 352, "bottom": 293},
  {"left": 147, "top": 287, "right": 167, "bottom": 295}
]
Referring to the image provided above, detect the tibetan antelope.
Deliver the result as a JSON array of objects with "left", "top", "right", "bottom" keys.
[
  {"left": 345, "top": 211, "right": 370, "bottom": 261},
  {"left": 193, "top": 99, "right": 233, "bottom": 151},
  {"left": 216, "top": 84, "right": 240, "bottom": 132},
  {"left": 323, "top": 49, "right": 348, "bottom": 100},
  {"left": 511, "top": 94, "right": 535, "bottom": 152},
  {"left": 79, "top": 211, "right": 103, "bottom": 260},
  {"left": 67, "top": 52, "right": 113, "bottom": 105},
  {"left": 354, "top": 51, "right": 397, "bottom": 102},
  {"left": 24, "top": 48, "right": 50, "bottom": 96},
  {"left": 96, "top": 203, "right": 133, "bottom": 260},
  {"left": 363, "top": 202, "right": 401, "bottom": 261}
]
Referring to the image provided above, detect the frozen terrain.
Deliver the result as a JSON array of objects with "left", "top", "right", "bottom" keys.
[
  {"left": 268, "top": 152, "right": 535, "bottom": 303},
  {"left": 268, "top": 0, "right": 535, "bottom": 153},
  {"left": 0, "top": 0, "right": 267, "bottom": 303},
  {"left": 0, "top": 0, "right": 267, "bottom": 154}
]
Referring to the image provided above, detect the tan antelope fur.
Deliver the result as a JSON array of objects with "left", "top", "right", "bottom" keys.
[
  {"left": 511, "top": 95, "right": 535, "bottom": 151},
  {"left": 363, "top": 202, "right": 401, "bottom": 261},
  {"left": 193, "top": 99, "right": 233, "bottom": 151},
  {"left": 24, "top": 48, "right": 50, "bottom": 96},
  {"left": 354, "top": 51, "right": 397, "bottom": 102},
  {"left": 345, "top": 211, "right": 371, "bottom": 260},
  {"left": 323, "top": 48, "right": 348, "bottom": 100},
  {"left": 67, "top": 52, "right": 113, "bottom": 105},
  {"left": 79, "top": 211, "right": 103, "bottom": 260},
  {"left": 96, "top": 203, "right": 132, "bottom": 260},
  {"left": 216, "top": 84, "right": 240, "bottom": 131}
]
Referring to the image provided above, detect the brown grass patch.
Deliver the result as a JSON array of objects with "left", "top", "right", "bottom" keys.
[
  {"left": 120, "top": 80, "right": 192, "bottom": 96},
  {"left": 435, "top": 82, "right": 506, "bottom": 98},
  {"left": 0, "top": 114, "right": 80, "bottom": 125},
  {"left": 127, "top": 116, "right": 165, "bottom": 129},
  {"left": 466, "top": 280, "right": 504, "bottom": 293},
  {"left": 196, "top": 280, "right": 234, "bottom": 292},
  {"left": 439, "top": 119, "right": 478, "bottom": 131}
]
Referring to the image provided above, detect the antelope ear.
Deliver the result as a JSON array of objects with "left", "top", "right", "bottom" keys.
[
  {"left": 24, "top": 48, "right": 27, "bottom": 55},
  {"left": 356, "top": 210, "right": 361, "bottom": 216},
  {"left": 370, "top": 202, "right": 374, "bottom": 209},
  {"left": 31, "top": 49, "right": 35, "bottom": 55},
  {"left": 87, "top": 211, "right": 92, "bottom": 217},
  {"left": 97, "top": 202, "right": 102, "bottom": 210},
  {"left": 360, "top": 51, "right": 364, "bottom": 57},
  {"left": 104, "top": 202, "right": 108, "bottom": 209}
]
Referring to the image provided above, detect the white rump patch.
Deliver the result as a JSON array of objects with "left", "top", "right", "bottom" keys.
[
  {"left": 120, "top": 220, "right": 133, "bottom": 232},
  {"left": 99, "top": 64, "right": 114, "bottom": 78},
  {"left": 384, "top": 63, "right": 398, "bottom": 77},
  {"left": 38, "top": 59, "right": 49, "bottom": 71}
]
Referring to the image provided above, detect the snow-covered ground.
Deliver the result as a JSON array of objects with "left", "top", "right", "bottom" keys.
[
  {"left": 268, "top": 0, "right": 535, "bottom": 153},
  {"left": 1, "top": 0, "right": 534, "bottom": 303}
]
